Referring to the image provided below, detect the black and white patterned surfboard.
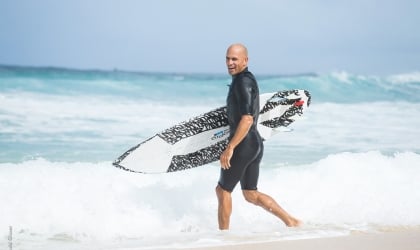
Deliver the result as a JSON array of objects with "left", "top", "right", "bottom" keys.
[{"left": 113, "top": 89, "right": 311, "bottom": 173}]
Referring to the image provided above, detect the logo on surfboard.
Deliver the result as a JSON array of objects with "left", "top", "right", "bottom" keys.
[{"left": 211, "top": 129, "right": 229, "bottom": 140}]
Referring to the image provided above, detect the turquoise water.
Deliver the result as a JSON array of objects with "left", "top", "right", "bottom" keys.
[
  {"left": 1, "top": 65, "right": 420, "bottom": 249},
  {"left": 1, "top": 65, "right": 419, "bottom": 163}
]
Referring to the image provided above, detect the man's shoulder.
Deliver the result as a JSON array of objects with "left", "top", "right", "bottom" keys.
[{"left": 236, "top": 69, "right": 256, "bottom": 83}]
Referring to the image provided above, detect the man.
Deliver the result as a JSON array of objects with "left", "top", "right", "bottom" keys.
[{"left": 216, "top": 43, "right": 301, "bottom": 230}]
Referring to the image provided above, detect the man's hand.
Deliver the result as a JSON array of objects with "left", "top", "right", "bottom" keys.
[
  {"left": 220, "top": 145, "right": 234, "bottom": 169},
  {"left": 219, "top": 115, "right": 253, "bottom": 170}
]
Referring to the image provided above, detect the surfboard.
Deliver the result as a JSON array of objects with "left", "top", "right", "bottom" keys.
[{"left": 113, "top": 89, "right": 311, "bottom": 173}]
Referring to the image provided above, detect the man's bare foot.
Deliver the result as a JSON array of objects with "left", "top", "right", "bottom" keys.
[{"left": 286, "top": 217, "right": 302, "bottom": 227}]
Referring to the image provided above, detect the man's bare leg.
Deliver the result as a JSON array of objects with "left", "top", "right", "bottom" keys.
[
  {"left": 242, "top": 190, "right": 301, "bottom": 227},
  {"left": 216, "top": 185, "right": 232, "bottom": 230}
]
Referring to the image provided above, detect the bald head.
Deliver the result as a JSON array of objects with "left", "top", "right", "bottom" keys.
[
  {"left": 226, "top": 44, "right": 249, "bottom": 76},
  {"left": 227, "top": 43, "right": 248, "bottom": 57}
]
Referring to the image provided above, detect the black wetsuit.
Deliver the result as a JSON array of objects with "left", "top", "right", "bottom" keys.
[{"left": 218, "top": 68, "right": 264, "bottom": 192}]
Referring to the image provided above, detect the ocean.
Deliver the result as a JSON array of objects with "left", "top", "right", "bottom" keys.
[{"left": 1, "top": 65, "right": 419, "bottom": 249}]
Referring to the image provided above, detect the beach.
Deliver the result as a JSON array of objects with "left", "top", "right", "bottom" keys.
[{"left": 185, "top": 230, "right": 420, "bottom": 250}]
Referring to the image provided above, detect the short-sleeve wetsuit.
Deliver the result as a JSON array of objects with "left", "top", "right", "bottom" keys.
[{"left": 218, "top": 67, "right": 264, "bottom": 192}]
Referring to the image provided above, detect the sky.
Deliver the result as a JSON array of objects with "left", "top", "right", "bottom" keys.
[{"left": 0, "top": 0, "right": 419, "bottom": 75}]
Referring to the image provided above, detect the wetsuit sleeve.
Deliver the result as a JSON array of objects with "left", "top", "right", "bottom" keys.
[{"left": 235, "top": 75, "right": 255, "bottom": 116}]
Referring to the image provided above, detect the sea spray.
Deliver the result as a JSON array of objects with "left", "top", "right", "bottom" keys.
[{"left": 1, "top": 151, "right": 420, "bottom": 249}]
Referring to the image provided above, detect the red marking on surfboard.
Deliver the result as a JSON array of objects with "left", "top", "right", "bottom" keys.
[{"left": 294, "top": 100, "right": 304, "bottom": 107}]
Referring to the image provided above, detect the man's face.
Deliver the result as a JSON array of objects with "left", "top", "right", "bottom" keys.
[{"left": 226, "top": 46, "right": 248, "bottom": 76}]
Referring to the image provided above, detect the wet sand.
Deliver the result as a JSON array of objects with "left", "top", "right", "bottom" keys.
[{"left": 183, "top": 230, "right": 420, "bottom": 250}]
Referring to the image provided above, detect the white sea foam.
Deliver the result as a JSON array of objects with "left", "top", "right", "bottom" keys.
[
  {"left": 0, "top": 91, "right": 211, "bottom": 137},
  {"left": 2, "top": 90, "right": 419, "bottom": 163},
  {"left": 1, "top": 151, "right": 419, "bottom": 249},
  {"left": 330, "top": 71, "right": 353, "bottom": 84},
  {"left": 261, "top": 100, "right": 420, "bottom": 165},
  {"left": 387, "top": 71, "right": 420, "bottom": 84}
]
